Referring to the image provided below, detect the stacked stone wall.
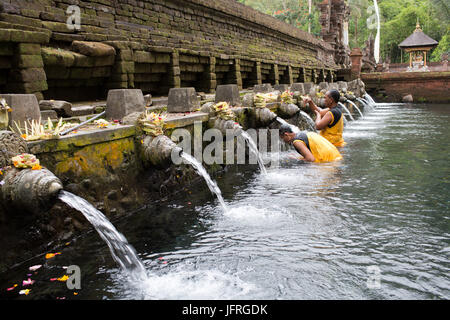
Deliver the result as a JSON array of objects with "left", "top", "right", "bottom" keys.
[{"left": 0, "top": 0, "right": 338, "bottom": 101}]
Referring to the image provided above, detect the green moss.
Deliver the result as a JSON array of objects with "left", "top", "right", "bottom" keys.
[
  {"left": 41, "top": 47, "right": 75, "bottom": 67},
  {"left": 417, "top": 97, "right": 427, "bottom": 103}
]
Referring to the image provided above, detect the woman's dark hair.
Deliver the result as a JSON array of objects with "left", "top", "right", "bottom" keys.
[
  {"left": 279, "top": 124, "right": 294, "bottom": 136},
  {"left": 327, "top": 89, "right": 340, "bottom": 103}
]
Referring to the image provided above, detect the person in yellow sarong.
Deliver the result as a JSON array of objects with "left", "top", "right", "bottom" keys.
[
  {"left": 279, "top": 124, "right": 342, "bottom": 163},
  {"left": 303, "top": 89, "right": 346, "bottom": 147}
]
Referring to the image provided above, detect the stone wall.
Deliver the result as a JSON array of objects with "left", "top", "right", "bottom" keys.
[
  {"left": 362, "top": 71, "right": 450, "bottom": 103},
  {"left": 0, "top": 0, "right": 338, "bottom": 101},
  {"left": 318, "top": 0, "right": 350, "bottom": 68}
]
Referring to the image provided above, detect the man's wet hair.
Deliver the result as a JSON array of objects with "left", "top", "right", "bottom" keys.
[
  {"left": 327, "top": 89, "right": 340, "bottom": 103},
  {"left": 279, "top": 124, "right": 294, "bottom": 136}
]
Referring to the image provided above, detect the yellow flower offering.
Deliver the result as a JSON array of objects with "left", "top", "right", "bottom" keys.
[
  {"left": 94, "top": 119, "right": 110, "bottom": 128},
  {"left": 280, "top": 90, "right": 295, "bottom": 104},
  {"left": 213, "top": 102, "right": 235, "bottom": 121},
  {"left": 11, "top": 154, "right": 40, "bottom": 169},
  {"left": 139, "top": 111, "right": 167, "bottom": 136}
]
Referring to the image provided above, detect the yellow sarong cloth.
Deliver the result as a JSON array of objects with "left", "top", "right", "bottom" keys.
[
  {"left": 307, "top": 132, "right": 343, "bottom": 163},
  {"left": 319, "top": 110, "right": 346, "bottom": 147}
]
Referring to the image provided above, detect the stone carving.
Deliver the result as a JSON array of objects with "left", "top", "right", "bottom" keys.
[
  {"left": 0, "top": 130, "right": 28, "bottom": 168},
  {"left": 250, "top": 107, "right": 278, "bottom": 127},
  {"left": 141, "top": 134, "right": 183, "bottom": 167},
  {"left": 361, "top": 34, "right": 377, "bottom": 72},
  {"left": 278, "top": 103, "right": 300, "bottom": 119},
  {"left": 318, "top": 0, "right": 351, "bottom": 67},
  {"left": 1, "top": 167, "right": 63, "bottom": 212}
]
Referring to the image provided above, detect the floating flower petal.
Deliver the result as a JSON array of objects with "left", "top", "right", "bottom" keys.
[
  {"left": 29, "top": 265, "right": 42, "bottom": 271},
  {"left": 19, "top": 289, "right": 31, "bottom": 295}
]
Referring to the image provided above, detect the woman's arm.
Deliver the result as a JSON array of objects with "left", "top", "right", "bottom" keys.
[{"left": 293, "top": 141, "right": 315, "bottom": 162}]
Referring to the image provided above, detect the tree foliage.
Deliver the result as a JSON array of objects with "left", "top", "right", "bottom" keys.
[
  {"left": 237, "top": 0, "right": 323, "bottom": 36},
  {"left": 237, "top": 0, "right": 449, "bottom": 63}
]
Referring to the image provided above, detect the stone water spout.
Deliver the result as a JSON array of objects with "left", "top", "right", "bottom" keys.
[
  {"left": 141, "top": 134, "right": 183, "bottom": 167},
  {"left": 250, "top": 107, "right": 278, "bottom": 127},
  {"left": 1, "top": 167, "right": 63, "bottom": 213},
  {"left": 278, "top": 103, "right": 300, "bottom": 118},
  {"left": 0, "top": 130, "right": 62, "bottom": 212},
  {"left": 213, "top": 118, "right": 243, "bottom": 136}
]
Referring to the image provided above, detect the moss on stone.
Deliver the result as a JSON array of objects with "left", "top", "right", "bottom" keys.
[{"left": 41, "top": 47, "right": 75, "bottom": 67}]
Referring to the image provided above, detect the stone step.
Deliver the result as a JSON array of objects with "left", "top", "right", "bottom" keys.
[
  {"left": 69, "top": 105, "right": 95, "bottom": 117},
  {"left": 40, "top": 109, "right": 58, "bottom": 120}
]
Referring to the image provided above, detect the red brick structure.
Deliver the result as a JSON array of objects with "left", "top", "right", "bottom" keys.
[
  {"left": 349, "top": 47, "right": 363, "bottom": 80},
  {"left": 362, "top": 71, "right": 450, "bottom": 103}
]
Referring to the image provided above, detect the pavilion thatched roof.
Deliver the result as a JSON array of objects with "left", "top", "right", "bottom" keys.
[{"left": 399, "top": 23, "right": 438, "bottom": 49}]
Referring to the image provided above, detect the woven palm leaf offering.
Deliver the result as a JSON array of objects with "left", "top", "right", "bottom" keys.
[
  {"left": 254, "top": 92, "right": 279, "bottom": 108},
  {"left": 139, "top": 110, "right": 167, "bottom": 136},
  {"left": 253, "top": 93, "right": 267, "bottom": 108},
  {"left": 280, "top": 90, "right": 295, "bottom": 104},
  {"left": 11, "top": 153, "right": 42, "bottom": 170},
  {"left": 213, "top": 102, "right": 235, "bottom": 121},
  {"left": 11, "top": 118, "right": 65, "bottom": 141}
]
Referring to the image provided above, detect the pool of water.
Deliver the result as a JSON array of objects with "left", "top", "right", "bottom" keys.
[{"left": 1, "top": 103, "right": 449, "bottom": 300}]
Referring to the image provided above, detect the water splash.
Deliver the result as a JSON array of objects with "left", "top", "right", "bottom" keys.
[
  {"left": 364, "top": 93, "right": 377, "bottom": 106},
  {"left": 277, "top": 117, "right": 300, "bottom": 133},
  {"left": 356, "top": 98, "right": 373, "bottom": 112},
  {"left": 119, "top": 268, "right": 256, "bottom": 300},
  {"left": 58, "top": 191, "right": 148, "bottom": 281},
  {"left": 338, "top": 102, "right": 355, "bottom": 121},
  {"left": 347, "top": 100, "right": 364, "bottom": 118},
  {"left": 239, "top": 130, "right": 267, "bottom": 175},
  {"left": 181, "top": 153, "right": 228, "bottom": 211},
  {"left": 298, "top": 110, "right": 317, "bottom": 131}
]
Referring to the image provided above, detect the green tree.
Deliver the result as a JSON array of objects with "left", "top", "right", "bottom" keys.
[
  {"left": 238, "top": 0, "right": 322, "bottom": 36},
  {"left": 237, "top": 0, "right": 449, "bottom": 63}
]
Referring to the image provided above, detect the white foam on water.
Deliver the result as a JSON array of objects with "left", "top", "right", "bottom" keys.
[
  {"left": 222, "top": 204, "right": 288, "bottom": 226},
  {"left": 343, "top": 131, "right": 378, "bottom": 138},
  {"left": 115, "top": 267, "right": 256, "bottom": 300},
  {"left": 346, "top": 126, "right": 384, "bottom": 131},
  {"left": 261, "top": 169, "right": 306, "bottom": 185}
]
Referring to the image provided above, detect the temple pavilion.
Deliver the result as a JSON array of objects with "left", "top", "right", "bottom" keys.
[{"left": 399, "top": 22, "right": 439, "bottom": 72}]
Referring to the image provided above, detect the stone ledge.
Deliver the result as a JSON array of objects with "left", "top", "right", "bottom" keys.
[
  {"left": 165, "top": 112, "right": 209, "bottom": 129},
  {"left": 27, "top": 125, "right": 136, "bottom": 154}
]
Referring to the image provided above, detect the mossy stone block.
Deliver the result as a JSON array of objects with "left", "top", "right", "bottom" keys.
[
  {"left": 41, "top": 47, "right": 75, "bottom": 67},
  {"left": 14, "top": 54, "right": 44, "bottom": 68},
  {"left": 0, "top": 29, "right": 11, "bottom": 42},
  {"left": 17, "top": 43, "right": 41, "bottom": 55},
  {"left": 10, "top": 30, "right": 50, "bottom": 44}
]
